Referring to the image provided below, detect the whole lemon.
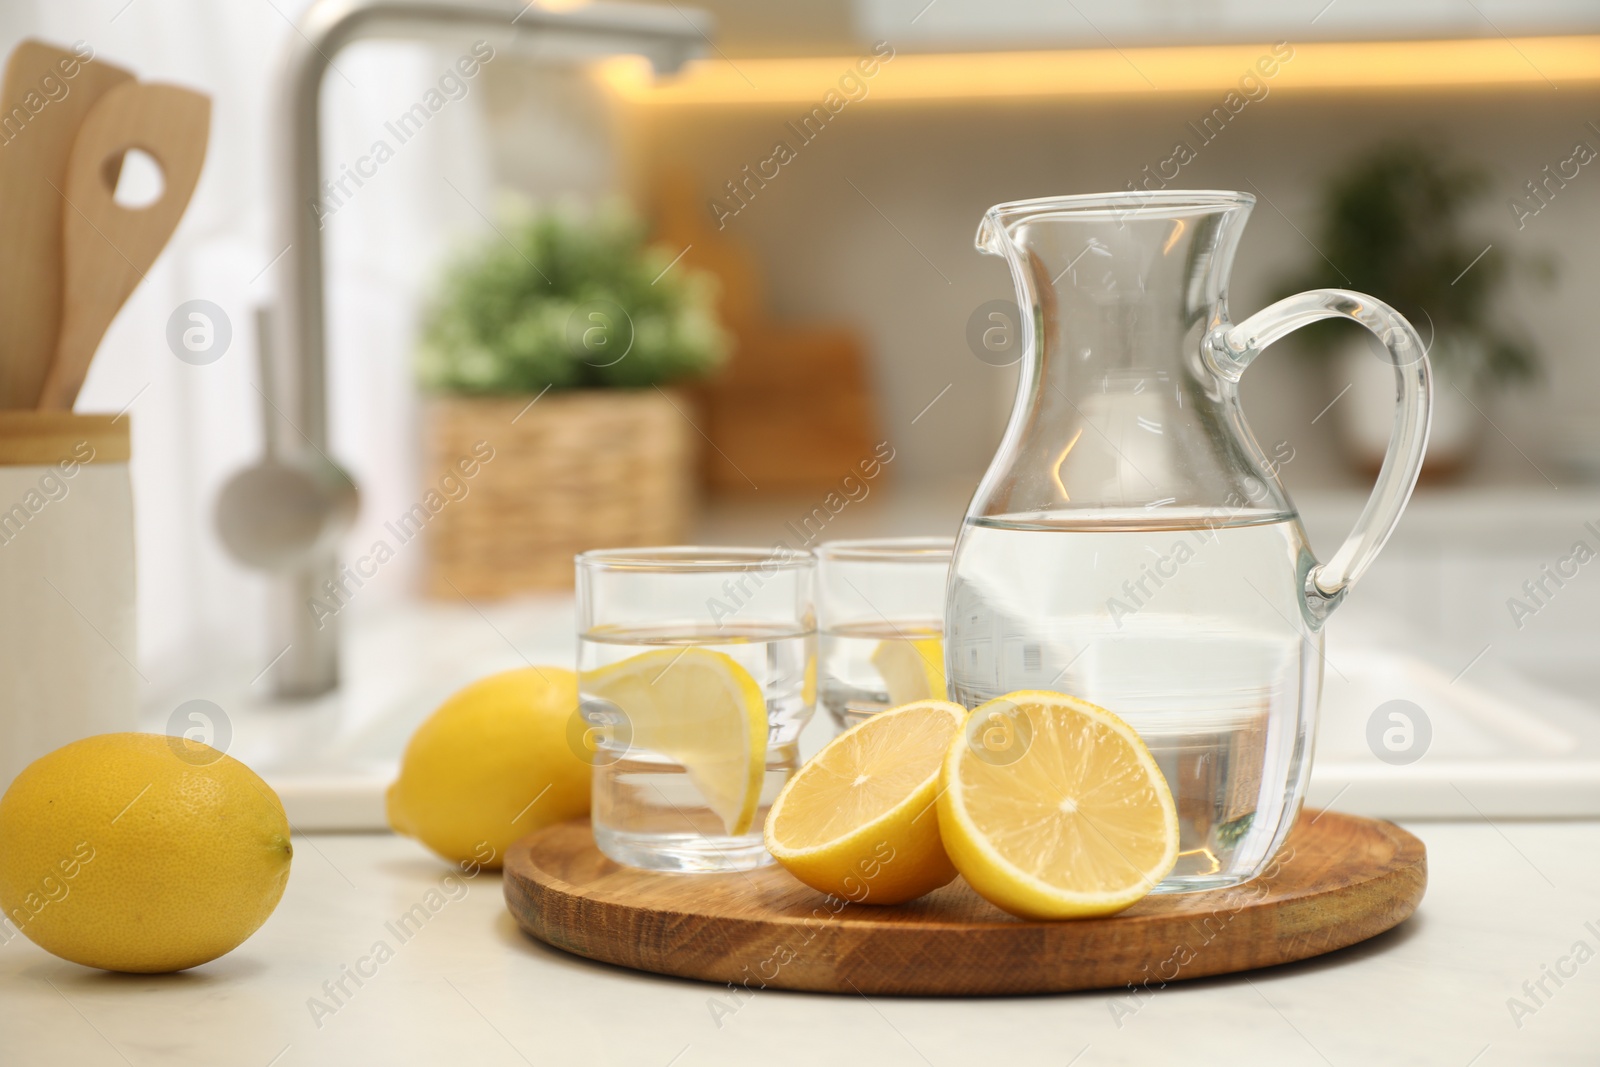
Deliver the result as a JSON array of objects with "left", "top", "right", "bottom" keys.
[
  {"left": 387, "top": 667, "right": 589, "bottom": 868},
  {"left": 0, "top": 733, "right": 292, "bottom": 973}
]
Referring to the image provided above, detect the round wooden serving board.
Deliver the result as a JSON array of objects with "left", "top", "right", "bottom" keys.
[{"left": 504, "top": 812, "right": 1425, "bottom": 996}]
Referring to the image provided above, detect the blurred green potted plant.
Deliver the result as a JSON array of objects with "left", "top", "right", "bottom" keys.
[
  {"left": 416, "top": 204, "right": 729, "bottom": 595},
  {"left": 1280, "top": 142, "right": 1552, "bottom": 479}
]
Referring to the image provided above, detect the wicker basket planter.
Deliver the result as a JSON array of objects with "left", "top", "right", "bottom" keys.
[{"left": 422, "top": 389, "right": 695, "bottom": 597}]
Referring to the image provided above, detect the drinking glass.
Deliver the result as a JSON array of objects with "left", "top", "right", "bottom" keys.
[
  {"left": 816, "top": 537, "right": 953, "bottom": 731},
  {"left": 576, "top": 546, "right": 815, "bottom": 872}
]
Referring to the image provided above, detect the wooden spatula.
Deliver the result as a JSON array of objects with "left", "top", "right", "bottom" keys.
[
  {"left": 36, "top": 81, "right": 210, "bottom": 411},
  {"left": 0, "top": 40, "right": 134, "bottom": 408}
]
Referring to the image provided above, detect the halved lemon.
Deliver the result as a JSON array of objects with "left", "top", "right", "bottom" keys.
[
  {"left": 937, "top": 691, "right": 1179, "bottom": 920},
  {"left": 581, "top": 648, "right": 767, "bottom": 835},
  {"left": 872, "top": 637, "right": 946, "bottom": 704},
  {"left": 765, "top": 699, "right": 965, "bottom": 905}
]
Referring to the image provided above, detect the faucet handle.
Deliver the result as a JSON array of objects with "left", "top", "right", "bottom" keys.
[{"left": 221, "top": 305, "right": 357, "bottom": 573}]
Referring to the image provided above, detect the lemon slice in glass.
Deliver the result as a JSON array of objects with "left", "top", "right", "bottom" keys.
[
  {"left": 871, "top": 636, "right": 946, "bottom": 704},
  {"left": 582, "top": 648, "right": 768, "bottom": 836},
  {"left": 765, "top": 699, "right": 965, "bottom": 905},
  {"left": 938, "top": 691, "right": 1179, "bottom": 919}
]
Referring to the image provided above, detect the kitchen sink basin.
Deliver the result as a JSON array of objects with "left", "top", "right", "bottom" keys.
[
  {"left": 146, "top": 591, "right": 1600, "bottom": 830},
  {"left": 139, "top": 488, "right": 1600, "bottom": 829}
]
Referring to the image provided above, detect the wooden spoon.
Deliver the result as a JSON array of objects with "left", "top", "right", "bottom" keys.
[
  {"left": 0, "top": 40, "right": 133, "bottom": 408},
  {"left": 36, "top": 81, "right": 210, "bottom": 411}
]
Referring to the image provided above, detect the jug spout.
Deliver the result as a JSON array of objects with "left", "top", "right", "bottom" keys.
[
  {"left": 977, "top": 190, "right": 1255, "bottom": 360},
  {"left": 973, "top": 211, "right": 1010, "bottom": 257}
]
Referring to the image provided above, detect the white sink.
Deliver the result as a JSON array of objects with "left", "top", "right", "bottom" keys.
[
  {"left": 141, "top": 594, "right": 580, "bottom": 830},
  {"left": 146, "top": 591, "right": 1600, "bottom": 830},
  {"left": 137, "top": 488, "right": 1600, "bottom": 828},
  {"left": 1312, "top": 627, "right": 1600, "bottom": 818}
]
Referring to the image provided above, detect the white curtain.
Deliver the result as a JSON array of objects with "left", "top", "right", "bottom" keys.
[{"left": 6, "top": 1, "right": 494, "bottom": 691}]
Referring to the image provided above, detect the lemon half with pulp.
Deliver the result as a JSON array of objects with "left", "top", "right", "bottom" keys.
[
  {"left": 765, "top": 699, "right": 964, "bottom": 904},
  {"left": 582, "top": 647, "right": 768, "bottom": 836},
  {"left": 937, "top": 691, "right": 1179, "bottom": 920}
]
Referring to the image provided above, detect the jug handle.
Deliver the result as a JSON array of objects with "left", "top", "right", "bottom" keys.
[{"left": 1206, "top": 289, "right": 1432, "bottom": 621}]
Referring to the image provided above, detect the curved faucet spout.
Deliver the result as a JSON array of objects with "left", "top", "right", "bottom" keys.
[{"left": 244, "top": 0, "right": 709, "bottom": 698}]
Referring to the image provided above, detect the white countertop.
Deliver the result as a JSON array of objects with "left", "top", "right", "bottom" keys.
[{"left": 3, "top": 821, "right": 1598, "bottom": 1066}]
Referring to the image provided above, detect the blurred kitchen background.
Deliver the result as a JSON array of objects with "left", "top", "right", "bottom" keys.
[{"left": 5, "top": 0, "right": 1600, "bottom": 811}]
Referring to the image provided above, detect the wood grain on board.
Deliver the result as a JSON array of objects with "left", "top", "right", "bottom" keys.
[{"left": 504, "top": 811, "right": 1426, "bottom": 996}]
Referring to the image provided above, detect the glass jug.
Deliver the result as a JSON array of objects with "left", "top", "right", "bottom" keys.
[{"left": 946, "top": 191, "right": 1430, "bottom": 892}]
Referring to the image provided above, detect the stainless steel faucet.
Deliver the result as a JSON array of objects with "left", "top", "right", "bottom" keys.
[{"left": 217, "top": 0, "right": 708, "bottom": 699}]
